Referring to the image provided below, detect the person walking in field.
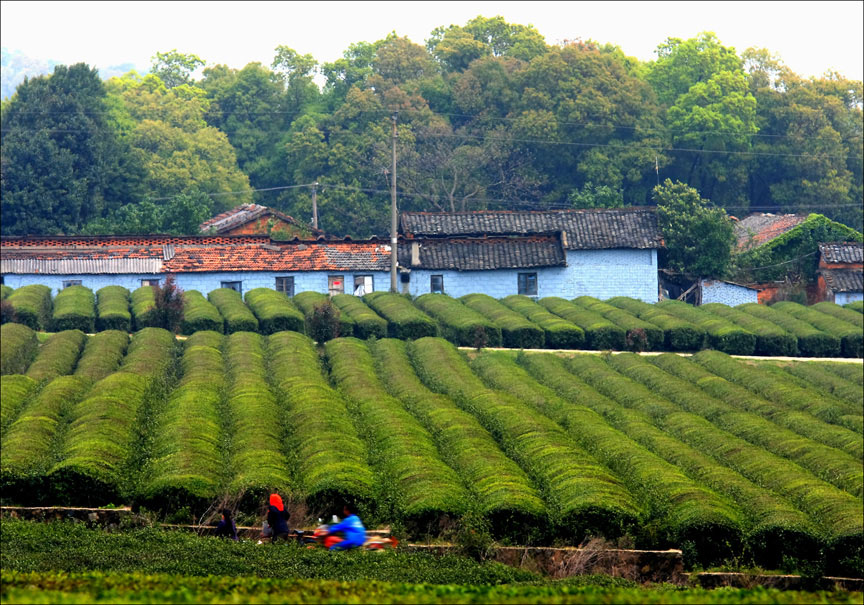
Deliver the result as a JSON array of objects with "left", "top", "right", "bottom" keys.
[
  {"left": 265, "top": 493, "right": 292, "bottom": 543},
  {"left": 325, "top": 503, "right": 366, "bottom": 551}
]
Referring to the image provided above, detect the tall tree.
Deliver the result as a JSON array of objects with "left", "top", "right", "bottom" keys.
[{"left": 150, "top": 50, "right": 205, "bottom": 89}]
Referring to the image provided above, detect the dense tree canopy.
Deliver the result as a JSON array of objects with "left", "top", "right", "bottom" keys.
[{"left": 1, "top": 17, "right": 862, "bottom": 273}]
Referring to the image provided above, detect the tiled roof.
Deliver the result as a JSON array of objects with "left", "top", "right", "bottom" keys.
[
  {"left": 399, "top": 236, "right": 566, "bottom": 271},
  {"left": 734, "top": 213, "right": 808, "bottom": 250},
  {"left": 819, "top": 242, "right": 863, "bottom": 264},
  {"left": 821, "top": 268, "right": 864, "bottom": 293},
  {"left": 400, "top": 208, "right": 663, "bottom": 250},
  {"left": 199, "top": 204, "right": 319, "bottom": 235}
]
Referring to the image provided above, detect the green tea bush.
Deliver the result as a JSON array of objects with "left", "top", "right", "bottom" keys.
[
  {"left": 130, "top": 286, "right": 159, "bottom": 330},
  {"left": 822, "top": 361, "right": 863, "bottom": 386},
  {"left": 327, "top": 338, "right": 470, "bottom": 534},
  {"left": 411, "top": 338, "right": 642, "bottom": 543},
  {"left": 331, "top": 294, "right": 387, "bottom": 339},
  {"left": 540, "top": 297, "right": 625, "bottom": 350},
  {"left": 511, "top": 353, "right": 743, "bottom": 566},
  {"left": 1, "top": 284, "right": 12, "bottom": 299},
  {"left": 294, "top": 291, "right": 353, "bottom": 337},
  {"left": 208, "top": 288, "right": 259, "bottom": 334},
  {"left": 268, "top": 331, "right": 375, "bottom": 516},
  {"left": 1, "top": 375, "right": 90, "bottom": 504},
  {"left": 500, "top": 295, "right": 584, "bottom": 349},
  {"left": 95, "top": 286, "right": 131, "bottom": 332},
  {"left": 415, "top": 294, "right": 502, "bottom": 347},
  {"left": 650, "top": 354, "right": 862, "bottom": 460},
  {"left": 180, "top": 290, "right": 224, "bottom": 335},
  {"left": 6, "top": 284, "right": 52, "bottom": 330},
  {"left": 656, "top": 300, "right": 756, "bottom": 355},
  {"left": 460, "top": 294, "right": 544, "bottom": 349},
  {"left": 573, "top": 296, "right": 664, "bottom": 352},
  {"left": 0, "top": 375, "right": 37, "bottom": 438},
  {"left": 844, "top": 300, "right": 863, "bottom": 313},
  {"left": 737, "top": 303, "right": 840, "bottom": 358},
  {"left": 700, "top": 303, "right": 798, "bottom": 356},
  {"left": 184, "top": 330, "right": 223, "bottom": 350},
  {"left": 1, "top": 323, "right": 39, "bottom": 375},
  {"left": 370, "top": 339, "right": 546, "bottom": 540},
  {"left": 776, "top": 362, "right": 863, "bottom": 408},
  {"left": 25, "top": 330, "right": 86, "bottom": 384},
  {"left": 72, "top": 331, "right": 130, "bottom": 383},
  {"left": 364, "top": 292, "right": 438, "bottom": 340},
  {"left": 50, "top": 286, "right": 95, "bottom": 333},
  {"left": 608, "top": 353, "right": 862, "bottom": 498},
  {"left": 245, "top": 288, "right": 304, "bottom": 335},
  {"left": 608, "top": 297, "right": 705, "bottom": 351},
  {"left": 142, "top": 341, "right": 225, "bottom": 513},
  {"left": 813, "top": 301, "right": 864, "bottom": 329},
  {"left": 223, "top": 332, "right": 291, "bottom": 509},
  {"left": 50, "top": 328, "right": 176, "bottom": 505},
  {"left": 773, "top": 301, "right": 862, "bottom": 358}
]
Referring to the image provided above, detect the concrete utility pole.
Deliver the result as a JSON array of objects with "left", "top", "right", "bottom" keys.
[
  {"left": 311, "top": 181, "right": 319, "bottom": 230},
  {"left": 390, "top": 111, "right": 399, "bottom": 292}
]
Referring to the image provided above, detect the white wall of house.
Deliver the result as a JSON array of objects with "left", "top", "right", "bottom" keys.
[{"left": 699, "top": 280, "right": 759, "bottom": 306}]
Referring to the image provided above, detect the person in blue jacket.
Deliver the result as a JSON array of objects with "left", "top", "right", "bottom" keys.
[{"left": 325, "top": 504, "right": 366, "bottom": 550}]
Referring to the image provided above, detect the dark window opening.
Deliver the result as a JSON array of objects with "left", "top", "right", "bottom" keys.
[
  {"left": 141, "top": 279, "right": 160, "bottom": 287},
  {"left": 276, "top": 276, "right": 295, "bottom": 296},
  {"left": 353, "top": 275, "right": 373, "bottom": 296},
  {"left": 430, "top": 275, "right": 444, "bottom": 293},
  {"left": 62, "top": 280, "right": 82, "bottom": 289},
  {"left": 518, "top": 273, "right": 538, "bottom": 296},
  {"left": 221, "top": 281, "right": 242, "bottom": 294}
]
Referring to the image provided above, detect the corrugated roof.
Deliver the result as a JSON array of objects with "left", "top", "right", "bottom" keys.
[
  {"left": 821, "top": 268, "right": 864, "bottom": 293},
  {"left": 1, "top": 258, "right": 163, "bottom": 274},
  {"left": 399, "top": 236, "right": 566, "bottom": 271},
  {"left": 734, "top": 213, "right": 808, "bottom": 250},
  {"left": 819, "top": 242, "right": 863, "bottom": 264},
  {"left": 400, "top": 208, "right": 663, "bottom": 250}
]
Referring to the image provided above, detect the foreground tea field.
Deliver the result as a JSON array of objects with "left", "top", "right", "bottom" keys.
[{"left": 1, "top": 324, "right": 862, "bottom": 574}]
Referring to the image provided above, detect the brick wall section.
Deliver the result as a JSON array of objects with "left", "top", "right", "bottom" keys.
[{"left": 1, "top": 235, "right": 269, "bottom": 248}]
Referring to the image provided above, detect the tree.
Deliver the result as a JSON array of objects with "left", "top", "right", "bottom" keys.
[
  {"left": 153, "top": 276, "right": 184, "bottom": 333},
  {"left": 427, "top": 15, "right": 547, "bottom": 71},
  {"left": 653, "top": 179, "right": 735, "bottom": 279},
  {"left": 150, "top": 50, "right": 205, "bottom": 88}
]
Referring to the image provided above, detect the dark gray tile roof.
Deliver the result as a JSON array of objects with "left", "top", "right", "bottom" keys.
[
  {"left": 398, "top": 236, "right": 566, "bottom": 271},
  {"left": 821, "top": 269, "right": 863, "bottom": 293},
  {"left": 819, "top": 242, "right": 863, "bottom": 264},
  {"left": 400, "top": 208, "right": 663, "bottom": 250}
]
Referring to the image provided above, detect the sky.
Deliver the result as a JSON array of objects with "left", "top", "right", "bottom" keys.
[{"left": 2, "top": 0, "right": 863, "bottom": 82}]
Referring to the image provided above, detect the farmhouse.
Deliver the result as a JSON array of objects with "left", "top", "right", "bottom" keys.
[
  {"left": 199, "top": 203, "right": 323, "bottom": 238},
  {"left": 1, "top": 208, "right": 663, "bottom": 302},
  {"left": 817, "top": 242, "right": 864, "bottom": 305}
]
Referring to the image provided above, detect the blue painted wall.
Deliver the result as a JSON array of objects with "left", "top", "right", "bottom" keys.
[
  {"left": 835, "top": 291, "right": 863, "bottom": 305},
  {"left": 3, "top": 248, "right": 658, "bottom": 302},
  {"left": 699, "top": 280, "right": 759, "bottom": 306}
]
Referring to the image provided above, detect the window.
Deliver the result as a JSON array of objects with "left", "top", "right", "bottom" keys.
[
  {"left": 328, "top": 275, "right": 344, "bottom": 296},
  {"left": 62, "top": 280, "right": 82, "bottom": 289},
  {"left": 141, "top": 279, "right": 160, "bottom": 287},
  {"left": 430, "top": 275, "right": 444, "bottom": 293},
  {"left": 221, "top": 281, "right": 242, "bottom": 294},
  {"left": 275, "top": 276, "right": 295, "bottom": 296},
  {"left": 353, "top": 275, "right": 373, "bottom": 296},
  {"left": 518, "top": 273, "right": 538, "bottom": 296}
]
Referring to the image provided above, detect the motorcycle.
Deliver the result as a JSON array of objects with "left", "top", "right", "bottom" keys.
[{"left": 301, "top": 517, "right": 398, "bottom": 551}]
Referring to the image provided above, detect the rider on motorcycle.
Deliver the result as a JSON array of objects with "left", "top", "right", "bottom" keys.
[{"left": 325, "top": 504, "right": 366, "bottom": 551}]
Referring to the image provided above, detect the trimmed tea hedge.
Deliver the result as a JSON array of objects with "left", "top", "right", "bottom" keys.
[
  {"left": 500, "top": 295, "right": 584, "bottom": 349},
  {"left": 208, "top": 288, "right": 259, "bottom": 334},
  {"left": 294, "top": 291, "right": 353, "bottom": 337},
  {"left": 573, "top": 296, "right": 664, "bottom": 352},
  {"left": 143, "top": 340, "right": 225, "bottom": 513},
  {"left": 130, "top": 286, "right": 158, "bottom": 330},
  {"left": 363, "top": 292, "right": 438, "bottom": 340},
  {"left": 73, "top": 331, "right": 129, "bottom": 383},
  {"left": 1, "top": 285, "right": 12, "bottom": 299},
  {"left": 180, "top": 291, "right": 224, "bottom": 335},
  {"left": 775, "top": 362, "right": 863, "bottom": 409},
  {"left": 773, "top": 301, "right": 862, "bottom": 358},
  {"left": 460, "top": 294, "right": 544, "bottom": 349},
  {"left": 327, "top": 337, "right": 470, "bottom": 532},
  {"left": 650, "top": 354, "right": 863, "bottom": 460},
  {"left": 245, "top": 288, "right": 304, "bottom": 335},
  {"left": 737, "top": 303, "right": 840, "bottom": 358},
  {"left": 370, "top": 338, "right": 546, "bottom": 539},
  {"left": 224, "top": 332, "right": 291, "bottom": 507},
  {"left": 540, "top": 297, "right": 625, "bottom": 350},
  {"left": 0, "top": 375, "right": 37, "bottom": 438},
  {"left": 700, "top": 303, "right": 797, "bottom": 357},
  {"left": 331, "top": 294, "right": 387, "bottom": 339},
  {"left": 512, "top": 352, "right": 744, "bottom": 565},
  {"left": 51, "top": 286, "right": 95, "bottom": 333},
  {"left": 845, "top": 300, "right": 863, "bottom": 313},
  {"left": 25, "top": 330, "right": 87, "bottom": 384},
  {"left": 0, "top": 375, "right": 91, "bottom": 504},
  {"left": 813, "top": 301, "right": 864, "bottom": 329},
  {"left": 411, "top": 338, "right": 642, "bottom": 542},
  {"left": 822, "top": 361, "right": 863, "bottom": 386},
  {"left": 6, "top": 285, "right": 52, "bottom": 330},
  {"left": 96, "top": 286, "right": 131, "bottom": 332},
  {"left": 608, "top": 297, "right": 705, "bottom": 351},
  {"left": 1, "top": 323, "right": 39, "bottom": 375},
  {"left": 415, "top": 294, "right": 502, "bottom": 347},
  {"left": 268, "top": 331, "right": 375, "bottom": 515},
  {"left": 656, "top": 300, "right": 756, "bottom": 355}
]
